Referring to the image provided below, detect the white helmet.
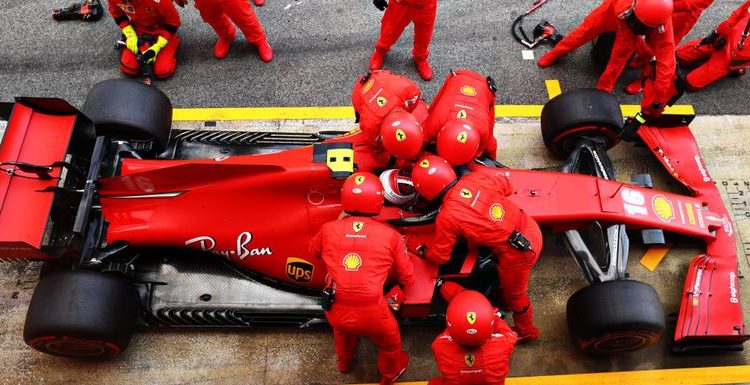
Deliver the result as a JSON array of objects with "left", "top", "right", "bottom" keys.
[{"left": 379, "top": 169, "right": 418, "bottom": 206}]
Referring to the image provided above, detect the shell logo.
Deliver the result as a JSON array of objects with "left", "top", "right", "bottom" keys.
[
  {"left": 489, "top": 203, "right": 505, "bottom": 221},
  {"left": 460, "top": 188, "right": 473, "bottom": 199},
  {"left": 362, "top": 78, "right": 375, "bottom": 93},
  {"left": 355, "top": 175, "right": 365, "bottom": 185},
  {"left": 396, "top": 128, "right": 407, "bottom": 142},
  {"left": 652, "top": 195, "right": 674, "bottom": 222},
  {"left": 457, "top": 131, "right": 468, "bottom": 144},
  {"left": 460, "top": 85, "right": 477, "bottom": 96},
  {"left": 376, "top": 96, "right": 387, "bottom": 107},
  {"left": 464, "top": 353, "right": 475, "bottom": 368},
  {"left": 466, "top": 311, "right": 477, "bottom": 324},
  {"left": 343, "top": 253, "right": 362, "bottom": 271},
  {"left": 419, "top": 159, "right": 430, "bottom": 168},
  {"left": 353, "top": 221, "right": 364, "bottom": 232}
]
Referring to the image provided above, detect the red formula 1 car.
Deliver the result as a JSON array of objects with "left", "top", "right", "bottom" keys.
[{"left": 0, "top": 80, "right": 745, "bottom": 358}]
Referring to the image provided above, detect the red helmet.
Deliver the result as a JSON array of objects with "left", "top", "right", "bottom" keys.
[
  {"left": 446, "top": 290, "right": 495, "bottom": 347},
  {"left": 381, "top": 108, "right": 425, "bottom": 159},
  {"left": 633, "top": 0, "right": 673, "bottom": 27},
  {"left": 410, "top": 154, "right": 457, "bottom": 201},
  {"left": 437, "top": 119, "right": 481, "bottom": 166},
  {"left": 341, "top": 172, "right": 384, "bottom": 216},
  {"left": 379, "top": 169, "right": 417, "bottom": 206}
]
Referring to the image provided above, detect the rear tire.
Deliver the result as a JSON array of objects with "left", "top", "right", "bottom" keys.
[
  {"left": 540, "top": 88, "right": 624, "bottom": 158},
  {"left": 83, "top": 78, "right": 172, "bottom": 153},
  {"left": 567, "top": 280, "right": 665, "bottom": 354},
  {"left": 24, "top": 270, "right": 139, "bottom": 358}
]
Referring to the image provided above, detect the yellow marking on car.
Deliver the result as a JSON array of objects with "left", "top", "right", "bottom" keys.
[
  {"left": 640, "top": 246, "right": 671, "bottom": 271},
  {"left": 351, "top": 365, "right": 750, "bottom": 385},
  {"left": 545, "top": 79, "right": 562, "bottom": 99},
  {"left": 172, "top": 104, "right": 695, "bottom": 121}
]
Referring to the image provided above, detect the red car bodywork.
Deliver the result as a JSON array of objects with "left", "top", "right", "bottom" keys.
[{"left": 0, "top": 98, "right": 746, "bottom": 348}]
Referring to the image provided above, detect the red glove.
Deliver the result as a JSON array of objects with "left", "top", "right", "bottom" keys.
[
  {"left": 385, "top": 286, "right": 406, "bottom": 311},
  {"left": 405, "top": 235, "right": 425, "bottom": 257},
  {"left": 641, "top": 101, "right": 665, "bottom": 119},
  {"left": 716, "top": 21, "right": 733, "bottom": 39}
]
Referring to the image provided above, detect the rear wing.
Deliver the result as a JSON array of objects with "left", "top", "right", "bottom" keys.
[{"left": 0, "top": 98, "right": 95, "bottom": 260}]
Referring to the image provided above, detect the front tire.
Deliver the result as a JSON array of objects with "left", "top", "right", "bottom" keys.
[
  {"left": 24, "top": 270, "right": 139, "bottom": 358},
  {"left": 567, "top": 280, "right": 665, "bottom": 354}
]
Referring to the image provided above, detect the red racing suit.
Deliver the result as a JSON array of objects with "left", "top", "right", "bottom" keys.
[
  {"left": 423, "top": 69, "right": 498, "bottom": 159},
  {"left": 676, "top": 0, "right": 750, "bottom": 90},
  {"left": 428, "top": 282, "right": 518, "bottom": 385},
  {"left": 109, "top": 0, "right": 181, "bottom": 79},
  {"left": 352, "top": 70, "right": 422, "bottom": 166},
  {"left": 424, "top": 172, "right": 542, "bottom": 335},
  {"left": 375, "top": 0, "right": 438, "bottom": 61},
  {"left": 194, "top": 0, "right": 266, "bottom": 45},
  {"left": 309, "top": 215, "right": 415, "bottom": 380}
]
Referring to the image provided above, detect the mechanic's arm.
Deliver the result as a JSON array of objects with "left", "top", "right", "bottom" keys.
[
  {"left": 158, "top": 0, "right": 181, "bottom": 40},
  {"left": 424, "top": 213, "right": 459, "bottom": 265},
  {"left": 717, "top": 0, "right": 750, "bottom": 37},
  {"left": 392, "top": 234, "right": 416, "bottom": 288},
  {"left": 493, "top": 314, "right": 519, "bottom": 346},
  {"left": 109, "top": 3, "right": 140, "bottom": 54},
  {"left": 308, "top": 229, "right": 324, "bottom": 259},
  {"left": 645, "top": 20, "right": 676, "bottom": 117},
  {"left": 597, "top": 28, "right": 639, "bottom": 93}
]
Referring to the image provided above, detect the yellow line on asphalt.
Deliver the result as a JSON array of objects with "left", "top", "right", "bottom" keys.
[
  {"left": 545, "top": 79, "right": 562, "bottom": 99},
  {"left": 351, "top": 365, "right": 750, "bottom": 385},
  {"left": 172, "top": 104, "right": 695, "bottom": 121}
]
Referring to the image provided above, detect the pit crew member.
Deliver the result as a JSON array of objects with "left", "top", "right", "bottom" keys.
[
  {"left": 369, "top": 0, "right": 438, "bottom": 81},
  {"left": 429, "top": 282, "right": 518, "bottom": 385},
  {"left": 675, "top": 0, "right": 750, "bottom": 90},
  {"left": 309, "top": 172, "right": 414, "bottom": 385},
  {"left": 422, "top": 69, "right": 498, "bottom": 165},
  {"left": 193, "top": 0, "right": 273, "bottom": 61},
  {"left": 109, "top": 0, "right": 181, "bottom": 79},
  {"left": 410, "top": 155, "right": 543, "bottom": 342},
  {"left": 537, "top": 0, "right": 676, "bottom": 118}
]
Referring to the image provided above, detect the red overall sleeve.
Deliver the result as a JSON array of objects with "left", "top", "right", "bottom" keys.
[
  {"left": 157, "top": 0, "right": 181, "bottom": 39},
  {"left": 392, "top": 233, "right": 416, "bottom": 288},
  {"left": 598, "top": 27, "right": 640, "bottom": 92},
  {"left": 109, "top": 2, "right": 130, "bottom": 29},
  {"left": 425, "top": 210, "right": 459, "bottom": 265},
  {"left": 308, "top": 228, "right": 324, "bottom": 259}
]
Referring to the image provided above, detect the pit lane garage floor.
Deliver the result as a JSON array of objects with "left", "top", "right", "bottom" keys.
[{"left": 1, "top": 110, "right": 750, "bottom": 385}]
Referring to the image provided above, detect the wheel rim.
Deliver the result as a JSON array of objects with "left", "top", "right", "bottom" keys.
[
  {"left": 31, "top": 336, "right": 115, "bottom": 357},
  {"left": 586, "top": 330, "right": 659, "bottom": 353},
  {"left": 552, "top": 125, "right": 619, "bottom": 155}
]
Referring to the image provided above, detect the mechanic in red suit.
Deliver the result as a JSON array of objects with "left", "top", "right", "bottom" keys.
[
  {"left": 675, "top": 0, "right": 750, "bottom": 90},
  {"left": 193, "top": 0, "right": 273, "bottom": 61},
  {"left": 352, "top": 71, "right": 427, "bottom": 166},
  {"left": 410, "top": 155, "right": 543, "bottom": 342},
  {"left": 109, "top": 0, "right": 181, "bottom": 79},
  {"left": 429, "top": 282, "right": 518, "bottom": 385},
  {"left": 369, "top": 0, "right": 438, "bottom": 81},
  {"left": 309, "top": 172, "right": 414, "bottom": 385},
  {"left": 537, "top": 0, "right": 676, "bottom": 117},
  {"left": 423, "top": 69, "right": 497, "bottom": 165}
]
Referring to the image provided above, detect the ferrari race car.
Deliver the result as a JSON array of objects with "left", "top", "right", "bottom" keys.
[{"left": 0, "top": 79, "right": 745, "bottom": 358}]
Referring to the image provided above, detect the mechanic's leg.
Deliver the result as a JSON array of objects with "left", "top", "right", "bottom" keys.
[
  {"left": 332, "top": 328, "right": 358, "bottom": 372},
  {"left": 194, "top": 0, "right": 237, "bottom": 41},
  {"left": 370, "top": 305, "right": 407, "bottom": 381},
  {"left": 538, "top": 4, "right": 611, "bottom": 67},
  {"left": 154, "top": 35, "right": 180, "bottom": 79},
  {"left": 221, "top": 0, "right": 267, "bottom": 44},
  {"left": 119, "top": 49, "right": 141, "bottom": 77},
  {"left": 684, "top": 51, "right": 732, "bottom": 91},
  {"left": 675, "top": 39, "right": 713, "bottom": 66},
  {"left": 412, "top": 2, "right": 437, "bottom": 62},
  {"left": 374, "top": 2, "right": 412, "bottom": 54}
]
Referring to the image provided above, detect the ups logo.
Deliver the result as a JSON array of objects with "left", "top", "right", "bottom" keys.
[{"left": 286, "top": 257, "right": 314, "bottom": 283}]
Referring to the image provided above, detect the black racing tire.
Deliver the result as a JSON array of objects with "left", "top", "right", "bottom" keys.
[
  {"left": 591, "top": 32, "right": 616, "bottom": 69},
  {"left": 23, "top": 270, "right": 139, "bottom": 359},
  {"left": 82, "top": 78, "right": 172, "bottom": 153},
  {"left": 540, "top": 88, "right": 624, "bottom": 158},
  {"left": 567, "top": 280, "right": 665, "bottom": 354}
]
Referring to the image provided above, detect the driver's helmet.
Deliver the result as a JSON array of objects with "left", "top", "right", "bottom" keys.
[
  {"left": 446, "top": 290, "right": 495, "bottom": 347},
  {"left": 380, "top": 108, "right": 425, "bottom": 160},
  {"left": 437, "top": 119, "right": 481, "bottom": 166},
  {"left": 379, "top": 169, "right": 418, "bottom": 206},
  {"left": 341, "top": 172, "right": 384, "bottom": 216},
  {"left": 411, "top": 154, "right": 457, "bottom": 201}
]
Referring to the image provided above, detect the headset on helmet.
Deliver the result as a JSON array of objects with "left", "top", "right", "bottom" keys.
[
  {"left": 379, "top": 169, "right": 418, "bottom": 206},
  {"left": 410, "top": 154, "right": 458, "bottom": 201},
  {"left": 341, "top": 172, "right": 384, "bottom": 216},
  {"left": 381, "top": 108, "right": 425, "bottom": 160},
  {"left": 446, "top": 290, "right": 495, "bottom": 347},
  {"left": 437, "top": 119, "right": 481, "bottom": 166}
]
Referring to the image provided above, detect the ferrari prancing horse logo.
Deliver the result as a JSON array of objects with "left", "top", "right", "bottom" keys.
[
  {"left": 457, "top": 131, "right": 468, "bottom": 144},
  {"left": 376, "top": 96, "right": 387, "bottom": 107},
  {"left": 355, "top": 175, "right": 366, "bottom": 185},
  {"left": 456, "top": 109, "right": 467, "bottom": 119},
  {"left": 464, "top": 353, "right": 476, "bottom": 368},
  {"left": 460, "top": 188, "right": 473, "bottom": 199},
  {"left": 466, "top": 311, "right": 477, "bottom": 324},
  {"left": 353, "top": 221, "right": 364, "bottom": 232},
  {"left": 419, "top": 159, "right": 430, "bottom": 168},
  {"left": 396, "top": 128, "right": 407, "bottom": 142}
]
